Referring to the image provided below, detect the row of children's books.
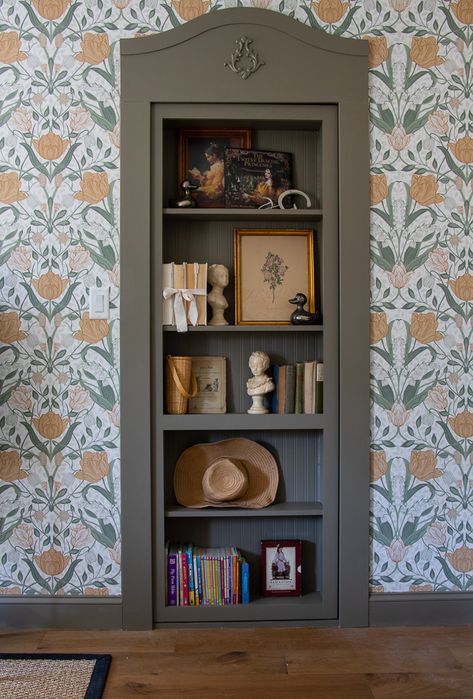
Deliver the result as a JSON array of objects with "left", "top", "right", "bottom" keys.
[
  {"left": 272, "top": 361, "right": 324, "bottom": 414},
  {"left": 166, "top": 543, "right": 250, "bottom": 606}
]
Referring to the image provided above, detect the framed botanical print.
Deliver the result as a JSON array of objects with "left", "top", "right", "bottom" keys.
[
  {"left": 261, "top": 540, "right": 302, "bottom": 597},
  {"left": 234, "top": 228, "right": 315, "bottom": 325},
  {"left": 178, "top": 128, "right": 251, "bottom": 208}
]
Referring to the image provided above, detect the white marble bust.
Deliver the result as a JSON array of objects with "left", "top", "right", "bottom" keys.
[{"left": 246, "top": 351, "right": 274, "bottom": 414}]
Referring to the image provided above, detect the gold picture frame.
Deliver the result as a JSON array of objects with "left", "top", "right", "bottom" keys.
[
  {"left": 178, "top": 128, "right": 251, "bottom": 208},
  {"left": 234, "top": 229, "right": 315, "bottom": 325}
]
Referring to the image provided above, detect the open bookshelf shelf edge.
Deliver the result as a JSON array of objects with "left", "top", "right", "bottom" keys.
[
  {"left": 162, "top": 592, "right": 325, "bottom": 621},
  {"left": 163, "top": 208, "right": 323, "bottom": 221},
  {"left": 165, "top": 502, "right": 324, "bottom": 518},
  {"left": 162, "top": 414, "right": 325, "bottom": 430},
  {"left": 163, "top": 325, "right": 324, "bottom": 333}
]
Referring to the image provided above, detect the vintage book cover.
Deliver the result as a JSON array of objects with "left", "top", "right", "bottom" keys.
[
  {"left": 294, "top": 362, "right": 305, "bottom": 415},
  {"left": 224, "top": 148, "right": 292, "bottom": 208},
  {"left": 316, "top": 362, "right": 324, "bottom": 414},
  {"left": 188, "top": 356, "right": 226, "bottom": 414}
]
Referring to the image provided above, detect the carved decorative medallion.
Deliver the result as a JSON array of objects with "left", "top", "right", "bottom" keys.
[{"left": 224, "top": 36, "right": 265, "bottom": 80}]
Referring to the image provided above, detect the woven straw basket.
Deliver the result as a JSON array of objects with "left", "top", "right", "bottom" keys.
[{"left": 165, "top": 355, "right": 198, "bottom": 414}]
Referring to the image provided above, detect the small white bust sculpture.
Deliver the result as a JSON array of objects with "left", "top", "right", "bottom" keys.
[
  {"left": 246, "top": 350, "right": 274, "bottom": 415},
  {"left": 208, "top": 263, "right": 229, "bottom": 326}
]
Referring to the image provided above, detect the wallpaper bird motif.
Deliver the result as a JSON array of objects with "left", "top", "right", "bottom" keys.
[{"left": 0, "top": 0, "right": 470, "bottom": 596}]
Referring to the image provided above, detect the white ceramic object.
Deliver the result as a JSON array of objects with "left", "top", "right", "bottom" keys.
[{"left": 246, "top": 350, "right": 274, "bottom": 415}]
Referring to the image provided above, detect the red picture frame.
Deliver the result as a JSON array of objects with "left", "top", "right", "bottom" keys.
[{"left": 261, "top": 539, "right": 302, "bottom": 597}]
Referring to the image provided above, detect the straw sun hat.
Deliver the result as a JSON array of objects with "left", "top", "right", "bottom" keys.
[{"left": 173, "top": 438, "right": 279, "bottom": 509}]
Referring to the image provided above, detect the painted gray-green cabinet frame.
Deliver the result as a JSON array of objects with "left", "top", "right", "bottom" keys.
[{"left": 120, "top": 8, "right": 369, "bottom": 630}]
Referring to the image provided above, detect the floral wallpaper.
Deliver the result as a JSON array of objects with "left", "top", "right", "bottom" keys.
[{"left": 0, "top": 0, "right": 470, "bottom": 597}]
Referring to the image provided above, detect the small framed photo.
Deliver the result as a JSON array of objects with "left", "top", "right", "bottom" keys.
[
  {"left": 178, "top": 129, "right": 251, "bottom": 208},
  {"left": 261, "top": 540, "right": 302, "bottom": 597},
  {"left": 234, "top": 228, "right": 315, "bottom": 325},
  {"left": 224, "top": 148, "right": 292, "bottom": 208}
]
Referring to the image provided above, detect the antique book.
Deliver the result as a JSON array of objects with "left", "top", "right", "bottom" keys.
[
  {"left": 185, "top": 261, "right": 207, "bottom": 326},
  {"left": 303, "top": 361, "right": 315, "bottom": 415},
  {"left": 315, "top": 362, "right": 324, "bottom": 414},
  {"left": 163, "top": 262, "right": 207, "bottom": 328},
  {"left": 277, "top": 365, "right": 286, "bottom": 415},
  {"left": 284, "top": 364, "right": 296, "bottom": 414},
  {"left": 294, "top": 362, "right": 305, "bottom": 415},
  {"left": 188, "top": 356, "right": 226, "bottom": 414},
  {"left": 271, "top": 365, "right": 279, "bottom": 414}
]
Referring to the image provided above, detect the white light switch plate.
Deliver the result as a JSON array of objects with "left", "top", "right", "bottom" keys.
[{"left": 89, "top": 286, "right": 110, "bottom": 319}]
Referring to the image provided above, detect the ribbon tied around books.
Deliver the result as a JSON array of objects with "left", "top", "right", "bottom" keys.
[{"left": 162, "top": 287, "right": 207, "bottom": 332}]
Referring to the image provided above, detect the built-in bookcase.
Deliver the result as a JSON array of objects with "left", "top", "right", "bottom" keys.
[{"left": 121, "top": 8, "right": 369, "bottom": 629}]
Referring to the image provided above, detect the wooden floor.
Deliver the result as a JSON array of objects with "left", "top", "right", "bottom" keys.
[{"left": 2, "top": 626, "right": 473, "bottom": 698}]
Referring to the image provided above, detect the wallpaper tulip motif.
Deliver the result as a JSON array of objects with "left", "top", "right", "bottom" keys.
[{"left": 0, "top": 0, "right": 470, "bottom": 596}]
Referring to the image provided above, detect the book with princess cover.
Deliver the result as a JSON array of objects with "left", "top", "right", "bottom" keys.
[{"left": 224, "top": 148, "right": 292, "bottom": 209}]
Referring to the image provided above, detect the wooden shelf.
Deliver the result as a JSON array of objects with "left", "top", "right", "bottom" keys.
[
  {"left": 161, "top": 592, "right": 325, "bottom": 623},
  {"left": 165, "top": 502, "right": 324, "bottom": 518},
  {"left": 162, "top": 414, "right": 325, "bottom": 430},
  {"left": 163, "top": 208, "right": 323, "bottom": 221},
  {"left": 163, "top": 324, "right": 324, "bottom": 332}
]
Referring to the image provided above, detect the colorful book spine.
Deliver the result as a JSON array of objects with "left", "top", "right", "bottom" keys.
[
  {"left": 180, "top": 546, "right": 189, "bottom": 606},
  {"left": 186, "top": 543, "right": 195, "bottom": 606},
  {"left": 193, "top": 552, "right": 200, "bottom": 606},
  {"left": 241, "top": 558, "right": 249, "bottom": 604},
  {"left": 167, "top": 544, "right": 178, "bottom": 606},
  {"left": 196, "top": 552, "right": 203, "bottom": 605},
  {"left": 168, "top": 545, "right": 249, "bottom": 607}
]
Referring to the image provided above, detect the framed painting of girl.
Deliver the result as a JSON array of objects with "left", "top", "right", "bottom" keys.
[{"left": 178, "top": 128, "right": 251, "bottom": 208}]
